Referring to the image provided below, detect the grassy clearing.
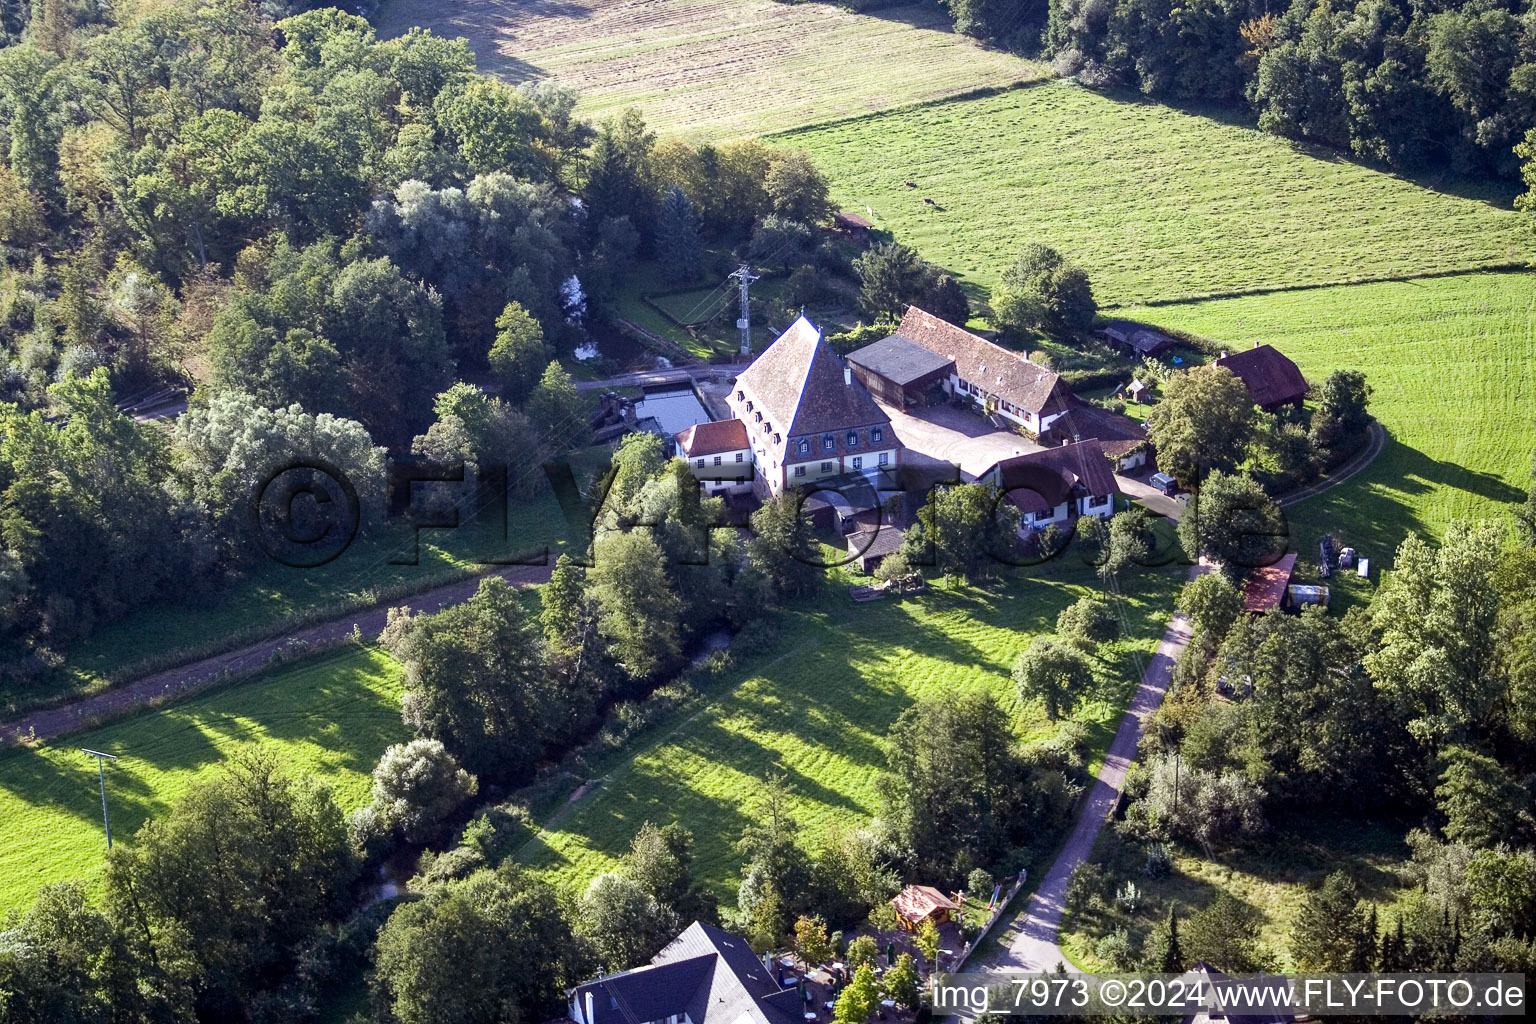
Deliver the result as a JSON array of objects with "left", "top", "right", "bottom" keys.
[
  {"left": 1152, "top": 272, "right": 1536, "bottom": 555},
  {"left": 516, "top": 561, "right": 1184, "bottom": 902},
  {"left": 0, "top": 646, "right": 408, "bottom": 915},
  {"left": 1058, "top": 813, "right": 1413, "bottom": 972},
  {"left": 9, "top": 493, "right": 568, "bottom": 718},
  {"left": 779, "top": 83, "right": 1529, "bottom": 306},
  {"left": 374, "top": 0, "right": 1044, "bottom": 139}
]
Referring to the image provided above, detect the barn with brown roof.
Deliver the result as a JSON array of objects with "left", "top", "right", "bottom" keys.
[
  {"left": 979, "top": 440, "right": 1120, "bottom": 533},
  {"left": 1215, "top": 344, "right": 1310, "bottom": 412},
  {"left": 878, "top": 307, "right": 1077, "bottom": 435},
  {"left": 728, "top": 317, "right": 901, "bottom": 500}
]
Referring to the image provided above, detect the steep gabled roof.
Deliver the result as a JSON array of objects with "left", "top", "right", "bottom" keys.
[
  {"left": 571, "top": 922, "right": 801, "bottom": 1024},
  {"left": 892, "top": 307, "right": 1072, "bottom": 415},
  {"left": 734, "top": 317, "right": 889, "bottom": 450},
  {"left": 676, "top": 418, "right": 749, "bottom": 457},
  {"left": 982, "top": 440, "right": 1119, "bottom": 515},
  {"left": 1214, "top": 345, "right": 1309, "bottom": 409}
]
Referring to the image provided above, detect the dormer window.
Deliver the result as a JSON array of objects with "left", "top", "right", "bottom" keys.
[
  {"left": 798, "top": 439, "right": 809, "bottom": 455},
  {"left": 872, "top": 427, "right": 883, "bottom": 443},
  {"left": 773, "top": 433, "right": 781, "bottom": 445},
  {"left": 846, "top": 430, "right": 858, "bottom": 448},
  {"left": 822, "top": 433, "right": 834, "bottom": 451},
  {"left": 737, "top": 390, "right": 745, "bottom": 401},
  {"left": 754, "top": 412, "right": 762, "bottom": 423}
]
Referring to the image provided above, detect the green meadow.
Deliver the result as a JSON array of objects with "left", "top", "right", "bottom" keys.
[
  {"left": 1153, "top": 272, "right": 1536, "bottom": 554},
  {"left": 779, "top": 83, "right": 1528, "bottom": 306},
  {"left": 0, "top": 646, "right": 407, "bottom": 915},
  {"left": 517, "top": 562, "right": 1184, "bottom": 901}
]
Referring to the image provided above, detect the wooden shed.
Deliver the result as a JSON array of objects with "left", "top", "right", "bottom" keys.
[
  {"left": 846, "top": 334, "right": 955, "bottom": 408},
  {"left": 891, "top": 884, "right": 962, "bottom": 931}
]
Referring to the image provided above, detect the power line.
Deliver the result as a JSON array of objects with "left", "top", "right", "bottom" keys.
[{"left": 728, "top": 264, "right": 760, "bottom": 356}]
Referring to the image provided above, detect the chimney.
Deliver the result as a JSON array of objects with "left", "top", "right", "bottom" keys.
[
  {"left": 844, "top": 366, "right": 851, "bottom": 386},
  {"left": 1220, "top": 350, "right": 1228, "bottom": 358},
  {"left": 1252, "top": 339, "right": 1260, "bottom": 349}
]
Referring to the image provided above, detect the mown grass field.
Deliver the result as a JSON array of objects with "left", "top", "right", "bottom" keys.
[
  {"left": 0, "top": 646, "right": 408, "bottom": 915},
  {"left": 516, "top": 562, "right": 1184, "bottom": 901},
  {"left": 375, "top": 0, "right": 1045, "bottom": 139},
  {"left": 1153, "top": 272, "right": 1536, "bottom": 555},
  {"left": 1057, "top": 813, "right": 1413, "bottom": 972},
  {"left": 779, "top": 83, "right": 1529, "bottom": 306},
  {"left": 11, "top": 493, "right": 570, "bottom": 718}
]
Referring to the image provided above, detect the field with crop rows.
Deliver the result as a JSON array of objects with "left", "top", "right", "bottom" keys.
[
  {"left": 374, "top": 0, "right": 1045, "bottom": 138},
  {"left": 1155, "top": 272, "right": 1536, "bottom": 555},
  {"left": 779, "top": 83, "right": 1529, "bottom": 306},
  {"left": 516, "top": 562, "right": 1183, "bottom": 901},
  {"left": 0, "top": 646, "right": 408, "bottom": 915}
]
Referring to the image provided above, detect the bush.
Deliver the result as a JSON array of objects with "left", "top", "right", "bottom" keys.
[
  {"left": 1095, "top": 928, "right": 1139, "bottom": 970},
  {"left": 1065, "top": 861, "right": 1106, "bottom": 914},
  {"left": 366, "top": 739, "right": 480, "bottom": 845},
  {"left": 1056, "top": 593, "right": 1120, "bottom": 646},
  {"left": 967, "top": 867, "right": 995, "bottom": 901},
  {"left": 1143, "top": 842, "right": 1172, "bottom": 879}
]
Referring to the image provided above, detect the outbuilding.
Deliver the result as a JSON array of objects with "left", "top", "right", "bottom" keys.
[
  {"left": 846, "top": 525, "right": 904, "bottom": 574},
  {"left": 891, "top": 884, "right": 962, "bottom": 932},
  {"left": 1214, "top": 344, "right": 1310, "bottom": 412},
  {"left": 846, "top": 333, "right": 955, "bottom": 409}
]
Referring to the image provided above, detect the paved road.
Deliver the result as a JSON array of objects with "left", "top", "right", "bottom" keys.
[
  {"left": 574, "top": 363, "right": 749, "bottom": 392},
  {"left": 0, "top": 564, "right": 552, "bottom": 747},
  {"left": 997, "top": 592, "right": 1198, "bottom": 972},
  {"left": 983, "top": 426, "right": 1387, "bottom": 973},
  {"left": 1280, "top": 421, "right": 1386, "bottom": 508}
]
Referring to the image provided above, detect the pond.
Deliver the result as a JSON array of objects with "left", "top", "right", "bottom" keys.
[{"left": 634, "top": 385, "right": 713, "bottom": 436}]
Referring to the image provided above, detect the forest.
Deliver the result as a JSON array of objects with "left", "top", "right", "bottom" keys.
[{"left": 0, "top": 0, "right": 840, "bottom": 673}]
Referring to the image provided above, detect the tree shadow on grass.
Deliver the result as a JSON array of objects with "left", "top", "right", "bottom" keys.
[{"left": 1290, "top": 430, "right": 1523, "bottom": 558}]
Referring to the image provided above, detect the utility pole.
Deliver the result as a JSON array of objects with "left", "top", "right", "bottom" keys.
[
  {"left": 728, "top": 264, "right": 759, "bottom": 356},
  {"left": 81, "top": 748, "right": 118, "bottom": 848}
]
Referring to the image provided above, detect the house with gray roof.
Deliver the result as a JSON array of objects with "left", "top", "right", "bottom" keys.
[{"left": 568, "top": 922, "right": 804, "bottom": 1024}]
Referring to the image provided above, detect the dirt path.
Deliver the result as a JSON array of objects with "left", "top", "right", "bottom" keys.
[
  {"left": 995, "top": 591, "right": 1197, "bottom": 972},
  {"left": 0, "top": 565, "right": 552, "bottom": 747}
]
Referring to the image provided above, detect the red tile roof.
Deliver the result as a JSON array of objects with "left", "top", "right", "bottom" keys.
[
  {"left": 891, "top": 884, "right": 961, "bottom": 924},
  {"left": 1242, "top": 552, "right": 1298, "bottom": 613},
  {"left": 1214, "top": 345, "right": 1309, "bottom": 409},
  {"left": 894, "top": 307, "right": 1072, "bottom": 416},
  {"left": 676, "top": 418, "right": 749, "bottom": 457}
]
